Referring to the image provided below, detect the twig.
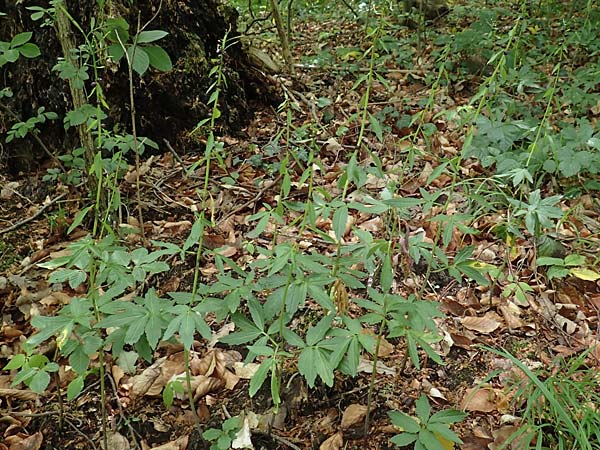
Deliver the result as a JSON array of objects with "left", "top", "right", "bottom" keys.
[
  {"left": 5, "top": 410, "right": 61, "bottom": 417},
  {"left": 0, "top": 193, "right": 66, "bottom": 235},
  {"left": 163, "top": 139, "right": 189, "bottom": 175},
  {"left": 269, "top": 433, "right": 303, "bottom": 450},
  {"left": 107, "top": 372, "right": 142, "bottom": 450},
  {"left": 63, "top": 416, "right": 99, "bottom": 450},
  {"left": 217, "top": 173, "right": 284, "bottom": 226}
]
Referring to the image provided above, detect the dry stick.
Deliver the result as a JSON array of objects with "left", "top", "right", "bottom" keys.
[
  {"left": 0, "top": 193, "right": 66, "bottom": 235},
  {"left": 6, "top": 410, "right": 61, "bottom": 417},
  {"left": 106, "top": 372, "right": 142, "bottom": 450},
  {"left": 270, "top": 433, "right": 302, "bottom": 450},
  {"left": 63, "top": 416, "right": 99, "bottom": 450},
  {"left": 216, "top": 171, "right": 285, "bottom": 226},
  {"left": 163, "top": 139, "right": 190, "bottom": 175}
]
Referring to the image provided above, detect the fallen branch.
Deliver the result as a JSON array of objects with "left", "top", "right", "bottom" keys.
[{"left": 0, "top": 193, "right": 66, "bottom": 235}]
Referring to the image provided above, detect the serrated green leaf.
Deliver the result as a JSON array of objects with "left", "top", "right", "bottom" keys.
[
  {"left": 298, "top": 347, "right": 318, "bottom": 387},
  {"left": 390, "top": 433, "right": 418, "bottom": 446},
  {"left": 569, "top": 267, "right": 600, "bottom": 281},
  {"left": 202, "top": 428, "right": 222, "bottom": 441},
  {"left": 305, "top": 314, "right": 334, "bottom": 346},
  {"left": 416, "top": 395, "right": 431, "bottom": 421},
  {"left": 429, "top": 409, "right": 467, "bottom": 425},
  {"left": 388, "top": 410, "right": 420, "bottom": 433},
  {"left": 427, "top": 423, "right": 463, "bottom": 444},
  {"left": 249, "top": 358, "right": 272, "bottom": 397}
]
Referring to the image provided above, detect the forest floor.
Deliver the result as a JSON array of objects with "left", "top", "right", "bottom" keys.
[{"left": 2, "top": 3, "right": 600, "bottom": 450}]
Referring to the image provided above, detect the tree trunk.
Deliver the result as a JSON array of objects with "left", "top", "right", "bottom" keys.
[{"left": 0, "top": 0, "right": 273, "bottom": 172}]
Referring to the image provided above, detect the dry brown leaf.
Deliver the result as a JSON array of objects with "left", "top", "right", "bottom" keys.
[
  {"left": 340, "top": 404, "right": 368, "bottom": 430},
  {"left": 460, "top": 312, "right": 502, "bottom": 334},
  {"left": 232, "top": 413, "right": 258, "bottom": 449},
  {"left": 489, "top": 425, "right": 530, "bottom": 450},
  {"left": 0, "top": 389, "right": 39, "bottom": 402},
  {"left": 104, "top": 431, "right": 130, "bottom": 450},
  {"left": 6, "top": 432, "right": 43, "bottom": 450},
  {"left": 112, "top": 364, "right": 126, "bottom": 386},
  {"left": 319, "top": 432, "right": 343, "bottom": 450},
  {"left": 357, "top": 358, "right": 395, "bottom": 375},
  {"left": 161, "top": 220, "right": 193, "bottom": 235},
  {"left": 498, "top": 302, "right": 525, "bottom": 329},
  {"left": 194, "top": 375, "right": 224, "bottom": 400},
  {"left": 233, "top": 362, "right": 261, "bottom": 379},
  {"left": 222, "top": 369, "right": 240, "bottom": 390},
  {"left": 129, "top": 356, "right": 166, "bottom": 399},
  {"left": 208, "top": 323, "right": 235, "bottom": 348},
  {"left": 357, "top": 216, "right": 382, "bottom": 232},
  {"left": 149, "top": 436, "right": 189, "bottom": 450},
  {"left": 461, "top": 386, "right": 502, "bottom": 412}
]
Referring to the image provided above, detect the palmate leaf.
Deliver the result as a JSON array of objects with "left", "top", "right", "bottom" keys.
[{"left": 298, "top": 346, "right": 335, "bottom": 388}]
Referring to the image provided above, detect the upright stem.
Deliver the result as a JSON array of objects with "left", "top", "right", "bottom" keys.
[{"left": 268, "top": 0, "right": 294, "bottom": 74}]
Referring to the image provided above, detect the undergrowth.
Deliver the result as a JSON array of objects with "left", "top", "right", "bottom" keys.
[{"left": 2, "top": 0, "right": 600, "bottom": 448}]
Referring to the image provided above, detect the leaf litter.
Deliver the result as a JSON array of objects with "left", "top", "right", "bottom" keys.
[{"left": 2, "top": 3, "right": 600, "bottom": 450}]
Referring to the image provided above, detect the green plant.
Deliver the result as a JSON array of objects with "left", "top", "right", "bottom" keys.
[
  {"left": 0, "top": 31, "right": 41, "bottom": 67},
  {"left": 509, "top": 189, "right": 564, "bottom": 239},
  {"left": 536, "top": 254, "right": 600, "bottom": 281},
  {"left": 3, "top": 346, "right": 59, "bottom": 394},
  {"left": 485, "top": 346, "right": 600, "bottom": 450},
  {"left": 105, "top": 18, "right": 172, "bottom": 75},
  {"left": 43, "top": 147, "right": 86, "bottom": 185},
  {"left": 20, "top": 236, "right": 174, "bottom": 400},
  {"left": 202, "top": 416, "right": 243, "bottom": 450},
  {"left": 388, "top": 394, "right": 466, "bottom": 449},
  {"left": 5, "top": 107, "right": 58, "bottom": 143}
]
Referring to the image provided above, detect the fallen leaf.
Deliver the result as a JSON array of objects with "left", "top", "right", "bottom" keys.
[
  {"left": 233, "top": 362, "right": 261, "bottom": 379},
  {"left": 7, "top": 432, "right": 43, "bottom": 450},
  {"left": 569, "top": 267, "right": 600, "bottom": 281},
  {"left": 149, "top": 436, "right": 189, "bottom": 450},
  {"left": 232, "top": 413, "right": 258, "bottom": 449},
  {"left": 104, "top": 431, "right": 130, "bottom": 450},
  {"left": 340, "top": 404, "right": 368, "bottom": 430},
  {"left": 129, "top": 357, "right": 166, "bottom": 399},
  {"left": 319, "top": 432, "right": 343, "bottom": 450},
  {"left": 461, "top": 312, "right": 502, "bottom": 334},
  {"left": 461, "top": 387, "right": 498, "bottom": 412}
]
